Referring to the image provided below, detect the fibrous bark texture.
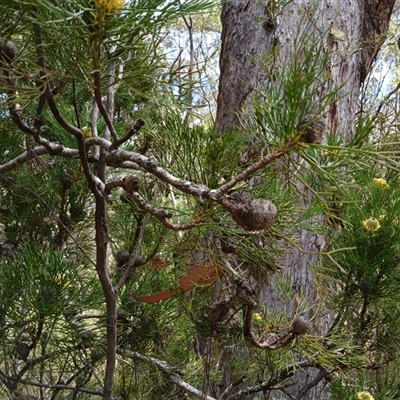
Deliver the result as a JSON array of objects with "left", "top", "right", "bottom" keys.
[
  {"left": 215, "top": 1, "right": 276, "bottom": 135},
  {"left": 216, "top": 0, "right": 395, "bottom": 137}
]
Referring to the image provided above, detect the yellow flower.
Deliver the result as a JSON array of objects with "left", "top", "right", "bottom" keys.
[
  {"left": 322, "top": 150, "right": 339, "bottom": 157},
  {"left": 356, "top": 391, "right": 374, "bottom": 400},
  {"left": 93, "top": 0, "right": 124, "bottom": 11},
  {"left": 378, "top": 215, "right": 399, "bottom": 226},
  {"left": 363, "top": 218, "right": 381, "bottom": 232},
  {"left": 252, "top": 313, "right": 263, "bottom": 322},
  {"left": 81, "top": 126, "right": 92, "bottom": 139},
  {"left": 372, "top": 178, "right": 389, "bottom": 189}
]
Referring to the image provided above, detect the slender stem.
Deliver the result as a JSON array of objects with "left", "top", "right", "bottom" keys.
[
  {"left": 94, "top": 193, "right": 116, "bottom": 400},
  {"left": 93, "top": 70, "right": 119, "bottom": 142},
  {"left": 118, "top": 349, "right": 216, "bottom": 400},
  {"left": 93, "top": 33, "right": 119, "bottom": 400},
  {"left": 182, "top": 15, "right": 194, "bottom": 125},
  {"left": 106, "top": 48, "right": 116, "bottom": 141},
  {"left": 114, "top": 186, "right": 160, "bottom": 292}
]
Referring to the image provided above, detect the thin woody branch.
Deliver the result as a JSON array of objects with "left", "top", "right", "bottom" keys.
[
  {"left": 110, "top": 118, "right": 145, "bottom": 150},
  {"left": 46, "top": 92, "right": 103, "bottom": 199},
  {"left": 107, "top": 142, "right": 291, "bottom": 205},
  {"left": 211, "top": 139, "right": 297, "bottom": 198},
  {"left": 105, "top": 175, "right": 201, "bottom": 230},
  {"left": 242, "top": 301, "right": 294, "bottom": 350},
  {"left": 117, "top": 349, "right": 216, "bottom": 400},
  {"left": 297, "top": 369, "right": 333, "bottom": 400},
  {"left": 106, "top": 149, "right": 210, "bottom": 196},
  {"left": 114, "top": 220, "right": 147, "bottom": 292},
  {"left": 9, "top": 109, "right": 36, "bottom": 136},
  {"left": 168, "top": 374, "right": 217, "bottom": 400},
  {"left": 127, "top": 190, "right": 199, "bottom": 230},
  {"left": 0, "top": 145, "right": 78, "bottom": 173},
  {"left": 225, "top": 361, "right": 315, "bottom": 400},
  {"left": 8, "top": 107, "right": 66, "bottom": 155},
  {"left": 2, "top": 131, "right": 281, "bottom": 235},
  {"left": 5, "top": 378, "right": 115, "bottom": 399},
  {"left": 114, "top": 184, "right": 160, "bottom": 291},
  {"left": 85, "top": 137, "right": 112, "bottom": 152},
  {"left": 110, "top": 29, "right": 140, "bottom": 59},
  {"left": 219, "top": 375, "right": 249, "bottom": 400},
  {"left": 208, "top": 249, "right": 295, "bottom": 351},
  {"left": 9, "top": 354, "right": 51, "bottom": 390},
  {"left": 237, "top": 279, "right": 295, "bottom": 350},
  {"left": 90, "top": 100, "right": 101, "bottom": 159},
  {"left": 93, "top": 70, "right": 119, "bottom": 142}
]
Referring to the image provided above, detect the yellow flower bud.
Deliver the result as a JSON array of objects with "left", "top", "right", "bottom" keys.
[
  {"left": 252, "top": 313, "right": 263, "bottom": 322},
  {"left": 363, "top": 218, "right": 381, "bottom": 232},
  {"left": 81, "top": 126, "right": 92, "bottom": 139},
  {"left": 372, "top": 178, "right": 389, "bottom": 189},
  {"left": 93, "top": 0, "right": 124, "bottom": 11},
  {"left": 356, "top": 391, "right": 374, "bottom": 400}
]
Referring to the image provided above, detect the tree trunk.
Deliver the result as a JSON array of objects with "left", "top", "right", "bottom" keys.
[
  {"left": 216, "top": 0, "right": 395, "bottom": 136},
  {"left": 215, "top": 0, "right": 395, "bottom": 399}
]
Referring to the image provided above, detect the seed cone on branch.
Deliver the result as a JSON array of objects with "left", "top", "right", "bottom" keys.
[
  {"left": 116, "top": 249, "right": 130, "bottom": 268},
  {"left": 299, "top": 116, "right": 325, "bottom": 144},
  {"left": 291, "top": 315, "right": 311, "bottom": 335},
  {"left": 0, "top": 37, "right": 16, "bottom": 63},
  {"left": 226, "top": 191, "right": 277, "bottom": 231},
  {"left": 116, "top": 249, "right": 144, "bottom": 269},
  {"left": 116, "top": 249, "right": 144, "bottom": 281}
]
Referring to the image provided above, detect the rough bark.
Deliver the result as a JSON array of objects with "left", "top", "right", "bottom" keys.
[
  {"left": 215, "top": 1, "right": 275, "bottom": 134},
  {"left": 215, "top": 0, "right": 395, "bottom": 399},
  {"left": 216, "top": 0, "right": 394, "bottom": 136}
]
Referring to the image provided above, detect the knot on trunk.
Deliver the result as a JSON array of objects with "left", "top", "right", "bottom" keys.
[{"left": 122, "top": 175, "right": 140, "bottom": 194}]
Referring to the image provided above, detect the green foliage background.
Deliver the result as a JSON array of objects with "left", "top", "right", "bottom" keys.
[{"left": 1, "top": 1, "right": 400, "bottom": 400}]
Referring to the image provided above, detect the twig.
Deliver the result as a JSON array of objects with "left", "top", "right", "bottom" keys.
[
  {"left": 7, "top": 377, "right": 117, "bottom": 398},
  {"left": 225, "top": 361, "right": 315, "bottom": 400},
  {"left": 91, "top": 99, "right": 101, "bottom": 159},
  {"left": 127, "top": 190, "right": 200, "bottom": 230},
  {"left": 375, "top": 80, "right": 400, "bottom": 115},
  {"left": 220, "top": 374, "right": 249, "bottom": 399},
  {"left": 85, "top": 137, "right": 112, "bottom": 152},
  {"left": 117, "top": 349, "right": 216, "bottom": 400},
  {"left": 72, "top": 78, "right": 81, "bottom": 128},
  {"left": 105, "top": 49, "right": 117, "bottom": 141},
  {"left": 110, "top": 29, "right": 140, "bottom": 59},
  {"left": 0, "top": 145, "right": 77, "bottom": 173},
  {"left": 182, "top": 14, "right": 194, "bottom": 125},
  {"left": 210, "top": 139, "right": 296, "bottom": 198},
  {"left": 0, "top": 176, "right": 96, "bottom": 267},
  {"left": 93, "top": 70, "right": 119, "bottom": 142},
  {"left": 296, "top": 368, "right": 331, "bottom": 400},
  {"left": 110, "top": 119, "right": 145, "bottom": 150},
  {"left": 107, "top": 140, "right": 294, "bottom": 204},
  {"left": 114, "top": 185, "right": 160, "bottom": 292},
  {"left": 45, "top": 92, "right": 100, "bottom": 199},
  {"left": 10, "top": 354, "right": 51, "bottom": 390}
]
